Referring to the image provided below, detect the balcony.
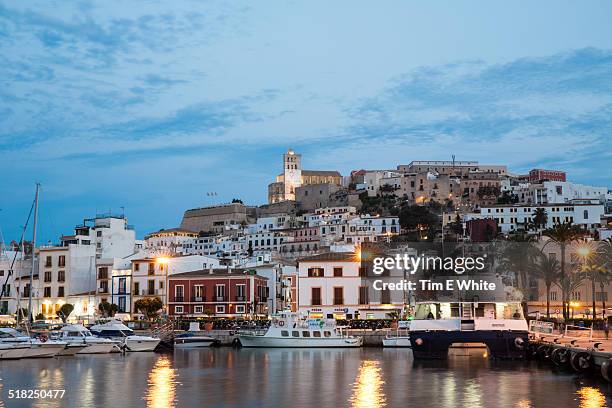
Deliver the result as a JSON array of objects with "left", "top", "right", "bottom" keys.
[
  {"left": 98, "top": 288, "right": 109, "bottom": 294},
  {"left": 191, "top": 296, "right": 206, "bottom": 302},
  {"left": 215, "top": 296, "right": 226, "bottom": 302},
  {"left": 174, "top": 296, "right": 185, "bottom": 302},
  {"left": 235, "top": 296, "right": 245, "bottom": 302}
]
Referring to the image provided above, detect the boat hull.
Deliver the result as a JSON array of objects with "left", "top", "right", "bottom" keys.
[
  {"left": 57, "top": 344, "right": 88, "bottom": 356},
  {"left": 124, "top": 338, "right": 161, "bottom": 352},
  {"left": 238, "top": 335, "right": 363, "bottom": 348},
  {"left": 0, "top": 345, "right": 29, "bottom": 360},
  {"left": 409, "top": 330, "right": 528, "bottom": 359},
  {"left": 382, "top": 337, "right": 412, "bottom": 347},
  {"left": 174, "top": 339, "right": 216, "bottom": 349},
  {"left": 76, "top": 343, "right": 117, "bottom": 354}
]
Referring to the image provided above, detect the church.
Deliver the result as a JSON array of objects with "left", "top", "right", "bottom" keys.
[{"left": 267, "top": 149, "right": 342, "bottom": 203}]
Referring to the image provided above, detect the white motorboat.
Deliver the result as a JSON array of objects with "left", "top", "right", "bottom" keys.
[
  {"left": 237, "top": 312, "right": 363, "bottom": 348},
  {"left": 382, "top": 321, "right": 411, "bottom": 347},
  {"left": 174, "top": 323, "right": 217, "bottom": 349},
  {"left": 57, "top": 343, "right": 89, "bottom": 356},
  {"left": 409, "top": 301, "right": 529, "bottom": 359},
  {"left": 0, "top": 328, "right": 66, "bottom": 358},
  {"left": 56, "top": 324, "right": 118, "bottom": 354},
  {"left": 0, "top": 343, "right": 30, "bottom": 360},
  {"left": 90, "top": 320, "right": 160, "bottom": 352}
]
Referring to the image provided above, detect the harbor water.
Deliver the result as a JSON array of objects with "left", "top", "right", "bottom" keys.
[{"left": 1, "top": 348, "right": 611, "bottom": 408}]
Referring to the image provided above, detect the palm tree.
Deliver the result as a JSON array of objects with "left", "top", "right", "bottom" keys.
[
  {"left": 596, "top": 239, "right": 612, "bottom": 318},
  {"left": 543, "top": 222, "right": 584, "bottom": 319},
  {"left": 532, "top": 208, "right": 548, "bottom": 231},
  {"left": 558, "top": 270, "right": 587, "bottom": 319},
  {"left": 530, "top": 253, "right": 560, "bottom": 318},
  {"left": 500, "top": 234, "right": 539, "bottom": 290},
  {"left": 581, "top": 263, "right": 607, "bottom": 319}
]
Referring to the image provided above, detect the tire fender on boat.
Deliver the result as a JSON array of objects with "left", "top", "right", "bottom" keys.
[
  {"left": 537, "top": 345, "right": 551, "bottom": 360},
  {"left": 550, "top": 348, "right": 569, "bottom": 366},
  {"left": 514, "top": 337, "right": 525, "bottom": 350},
  {"left": 570, "top": 351, "right": 592, "bottom": 372},
  {"left": 600, "top": 358, "right": 612, "bottom": 382}
]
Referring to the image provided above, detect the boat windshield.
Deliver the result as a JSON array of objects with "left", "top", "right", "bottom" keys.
[{"left": 413, "top": 302, "right": 525, "bottom": 320}]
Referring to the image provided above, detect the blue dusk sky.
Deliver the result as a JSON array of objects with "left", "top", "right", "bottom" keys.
[{"left": 1, "top": 1, "right": 611, "bottom": 242}]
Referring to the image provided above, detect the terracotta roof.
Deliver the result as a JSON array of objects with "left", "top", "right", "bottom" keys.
[
  {"left": 297, "top": 252, "right": 357, "bottom": 262},
  {"left": 302, "top": 170, "right": 342, "bottom": 177}
]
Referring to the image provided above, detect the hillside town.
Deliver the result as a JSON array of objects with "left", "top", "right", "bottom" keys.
[{"left": 1, "top": 149, "right": 611, "bottom": 324}]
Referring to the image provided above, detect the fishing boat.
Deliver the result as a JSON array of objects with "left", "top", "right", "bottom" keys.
[
  {"left": 236, "top": 312, "right": 363, "bottom": 348},
  {"left": 174, "top": 322, "right": 217, "bottom": 348},
  {"left": 408, "top": 301, "right": 528, "bottom": 359},
  {"left": 90, "top": 319, "right": 160, "bottom": 352}
]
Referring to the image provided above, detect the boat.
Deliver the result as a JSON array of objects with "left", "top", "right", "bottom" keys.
[
  {"left": 0, "top": 328, "right": 67, "bottom": 358},
  {"left": 0, "top": 343, "right": 31, "bottom": 360},
  {"left": 382, "top": 321, "right": 411, "bottom": 347},
  {"left": 57, "top": 343, "right": 89, "bottom": 356},
  {"left": 174, "top": 322, "right": 217, "bottom": 349},
  {"left": 55, "top": 324, "right": 118, "bottom": 354},
  {"left": 236, "top": 312, "right": 363, "bottom": 348},
  {"left": 90, "top": 320, "right": 160, "bottom": 352},
  {"left": 408, "top": 301, "right": 528, "bottom": 359}
]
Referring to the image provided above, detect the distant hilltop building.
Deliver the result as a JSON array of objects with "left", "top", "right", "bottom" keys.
[
  {"left": 528, "top": 168, "right": 566, "bottom": 182},
  {"left": 267, "top": 149, "right": 342, "bottom": 203}
]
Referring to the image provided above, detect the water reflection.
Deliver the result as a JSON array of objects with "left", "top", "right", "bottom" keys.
[
  {"left": 145, "top": 355, "right": 178, "bottom": 408},
  {"left": 349, "top": 360, "right": 386, "bottom": 408},
  {"left": 577, "top": 387, "right": 608, "bottom": 408}
]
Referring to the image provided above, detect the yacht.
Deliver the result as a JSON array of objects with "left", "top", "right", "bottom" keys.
[
  {"left": 56, "top": 324, "right": 118, "bottom": 354},
  {"left": 382, "top": 321, "right": 411, "bottom": 347},
  {"left": 174, "top": 322, "right": 217, "bottom": 348},
  {"left": 237, "top": 312, "right": 363, "bottom": 348},
  {"left": 408, "top": 301, "right": 528, "bottom": 359},
  {"left": 0, "top": 343, "right": 31, "bottom": 360},
  {"left": 0, "top": 328, "right": 67, "bottom": 358},
  {"left": 90, "top": 320, "right": 161, "bottom": 352}
]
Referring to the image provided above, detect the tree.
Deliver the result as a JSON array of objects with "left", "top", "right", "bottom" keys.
[
  {"left": 530, "top": 253, "right": 560, "bottom": 318},
  {"left": 16, "top": 308, "right": 28, "bottom": 322},
  {"left": 532, "top": 208, "right": 548, "bottom": 231},
  {"left": 500, "top": 234, "right": 538, "bottom": 292},
  {"left": 477, "top": 186, "right": 501, "bottom": 199},
  {"left": 558, "top": 271, "right": 587, "bottom": 319},
  {"left": 134, "top": 297, "right": 163, "bottom": 321},
  {"left": 231, "top": 198, "right": 243, "bottom": 204},
  {"left": 58, "top": 303, "right": 74, "bottom": 323},
  {"left": 35, "top": 313, "right": 45, "bottom": 321},
  {"left": 543, "top": 222, "right": 584, "bottom": 319},
  {"left": 398, "top": 205, "right": 438, "bottom": 231},
  {"left": 98, "top": 301, "right": 119, "bottom": 318}
]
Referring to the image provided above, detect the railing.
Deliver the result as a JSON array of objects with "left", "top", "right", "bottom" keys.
[
  {"left": 98, "top": 288, "right": 109, "bottom": 294},
  {"left": 215, "top": 296, "right": 226, "bottom": 302},
  {"left": 235, "top": 296, "right": 245, "bottom": 301},
  {"left": 191, "top": 296, "right": 205, "bottom": 302}
]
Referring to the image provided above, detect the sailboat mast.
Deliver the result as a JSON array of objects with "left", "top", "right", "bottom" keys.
[{"left": 28, "top": 183, "right": 40, "bottom": 323}]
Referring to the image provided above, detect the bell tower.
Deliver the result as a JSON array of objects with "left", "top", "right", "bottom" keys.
[{"left": 283, "top": 149, "right": 302, "bottom": 201}]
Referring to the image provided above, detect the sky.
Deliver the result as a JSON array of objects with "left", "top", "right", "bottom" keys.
[{"left": 1, "top": 1, "right": 611, "bottom": 242}]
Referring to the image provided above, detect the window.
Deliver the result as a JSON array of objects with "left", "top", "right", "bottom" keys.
[
  {"left": 291, "top": 331, "right": 299, "bottom": 337},
  {"left": 194, "top": 305, "right": 204, "bottom": 314},
  {"left": 57, "top": 286, "right": 64, "bottom": 297},
  {"left": 381, "top": 289, "right": 391, "bottom": 304},
  {"left": 313, "top": 331, "right": 321, "bottom": 338},
  {"left": 311, "top": 288, "right": 322, "bottom": 306},
  {"left": 175, "top": 306, "right": 184, "bottom": 314},
  {"left": 236, "top": 284, "right": 245, "bottom": 300},
  {"left": 118, "top": 297, "right": 126, "bottom": 312},
  {"left": 147, "top": 280, "right": 155, "bottom": 295},
  {"left": 215, "top": 284, "right": 226, "bottom": 301},
  {"left": 134, "top": 282, "right": 140, "bottom": 295},
  {"left": 359, "top": 286, "right": 369, "bottom": 304},
  {"left": 175, "top": 285, "right": 184, "bottom": 301},
  {"left": 323, "top": 331, "right": 331, "bottom": 338},
  {"left": 333, "top": 267, "right": 343, "bottom": 277},
  {"left": 118, "top": 278, "right": 126, "bottom": 294},
  {"left": 333, "top": 287, "right": 344, "bottom": 305},
  {"left": 216, "top": 305, "right": 225, "bottom": 314},
  {"left": 58, "top": 270, "right": 65, "bottom": 282},
  {"left": 583, "top": 210, "right": 589, "bottom": 219},
  {"left": 302, "top": 331, "right": 311, "bottom": 337},
  {"left": 236, "top": 305, "right": 245, "bottom": 314},
  {"left": 44, "top": 271, "right": 52, "bottom": 283},
  {"left": 281, "top": 330, "right": 289, "bottom": 337},
  {"left": 550, "top": 291, "right": 557, "bottom": 301},
  {"left": 98, "top": 267, "right": 108, "bottom": 279},
  {"left": 193, "top": 285, "right": 204, "bottom": 300},
  {"left": 43, "top": 287, "right": 51, "bottom": 298},
  {"left": 134, "top": 263, "right": 140, "bottom": 271},
  {"left": 148, "top": 263, "right": 155, "bottom": 275},
  {"left": 308, "top": 267, "right": 324, "bottom": 277},
  {"left": 45, "top": 256, "right": 52, "bottom": 267},
  {"left": 58, "top": 255, "right": 66, "bottom": 267}
]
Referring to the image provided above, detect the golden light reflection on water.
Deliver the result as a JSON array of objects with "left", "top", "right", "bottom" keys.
[
  {"left": 577, "top": 387, "right": 608, "bottom": 408},
  {"left": 516, "top": 399, "right": 532, "bottom": 408},
  {"left": 349, "top": 360, "right": 386, "bottom": 408},
  {"left": 145, "top": 355, "right": 178, "bottom": 408}
]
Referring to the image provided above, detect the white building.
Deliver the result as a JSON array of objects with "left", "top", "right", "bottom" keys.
[
  {"left": 522, "top": 181, "right": 608, "bottom": 205},
  {"left": 144, "top": 228, "right": 199, "bottom": 256},
  {"left": 364, "top": 170, "right": 400, "bottom": 197},
  {"left": 297, "top": 252, "right": 402, "bottom": 319},
  {"left": 473, "top": 202, "right": 605, "bottom": 233}
]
